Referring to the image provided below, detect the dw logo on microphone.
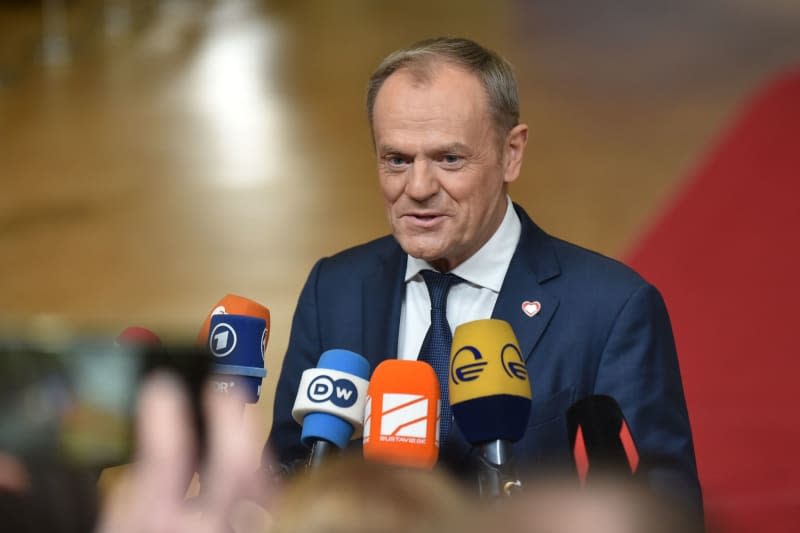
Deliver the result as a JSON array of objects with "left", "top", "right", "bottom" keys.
[
  {"left": 209, "top": 322, "right": 238, "bottom": 357},
  {"left": 307, "top": 375, "right": 358, "bottom": 408}
]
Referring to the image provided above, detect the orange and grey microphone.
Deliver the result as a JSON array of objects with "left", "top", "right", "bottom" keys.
[
  {"left": 196, "top": 294, "right": 270, "bottom": 346},
  {"left": 450, "top": 319, "right": 532, "bottom": 497},
  {"left": 567, "top": 395, "right": 640, "bottom": 486},
  {"left": 362, "top": 359, "right": 440, "bottom": 469}
]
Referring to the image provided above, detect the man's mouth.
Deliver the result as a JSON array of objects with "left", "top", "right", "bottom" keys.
[{"left": 403, "top": 213, "right": 445, "bottom": 228}]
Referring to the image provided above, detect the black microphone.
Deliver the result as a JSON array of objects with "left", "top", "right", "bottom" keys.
[{"left": 566, "top": 395, "right": 639, "bottom": 485}]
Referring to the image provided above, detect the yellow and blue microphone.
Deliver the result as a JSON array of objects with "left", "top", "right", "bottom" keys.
[
  {"left": 450, "top": 319, "right": 532, "bottom": 443},
  {"left": 450, "top": 319, "right": 532, "bottom": 497}
]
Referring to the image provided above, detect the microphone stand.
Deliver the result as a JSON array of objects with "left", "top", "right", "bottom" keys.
[
  {"left": 477, "top": 440, "right": 522, "bottom": 498},
  {"left": 307, "top": 439, "right": 335, "bottom": 470}
]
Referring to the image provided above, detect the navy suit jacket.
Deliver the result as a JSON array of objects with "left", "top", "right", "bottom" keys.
[{"left": 266, "top": 205, "right": 702, "bottom": 508}]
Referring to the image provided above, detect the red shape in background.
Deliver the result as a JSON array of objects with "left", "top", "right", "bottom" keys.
[
  {"left": 573, "top": 425, "right": 589, "bottom": 486},
  {"left": 626, "top": 69, "right": 800, "bottom": 532},
  {"left": 619, "top": 419, "right": 639, "bottom": 473},
  {"left": 117, "top": 326, "right": 162, "bottom": 346}
]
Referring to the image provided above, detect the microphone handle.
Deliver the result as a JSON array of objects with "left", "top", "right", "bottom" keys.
[
  {"left": 307, "top": 439, "right": 336, "bottom": 470},
  {"left": 477, "top": 440, "right": 522, "bottom": 498}
]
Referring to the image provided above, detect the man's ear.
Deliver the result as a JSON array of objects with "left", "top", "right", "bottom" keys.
[{"left": 503, "top": 124, "right": 529, "bottom": 184}]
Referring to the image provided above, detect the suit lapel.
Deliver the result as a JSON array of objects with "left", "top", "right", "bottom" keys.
[
  {"left": 492, "top": 205, "right": 561, "bottom": 361},
  {"left": 362, "top": 240, "right": 407, "bottom": 370}
]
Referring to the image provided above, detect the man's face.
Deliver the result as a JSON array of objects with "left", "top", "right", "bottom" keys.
[{"left": 372, "top": 63, "right": 527, "bottom": 271}]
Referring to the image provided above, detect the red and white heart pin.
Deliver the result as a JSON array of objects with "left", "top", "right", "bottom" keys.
[{"left": 521, "top": 300, "right": 542, "bottom": 318}]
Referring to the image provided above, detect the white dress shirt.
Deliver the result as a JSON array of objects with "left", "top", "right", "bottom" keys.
[{"left": 397, "top": 197, "right": 522, "bottom": 359}]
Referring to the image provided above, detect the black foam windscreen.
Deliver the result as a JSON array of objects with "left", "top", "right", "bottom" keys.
[
  {"left": 567, "top": 395, "right": 636, "bottom": 474},
  {"left": 451, "top": 394, "right": 530, "bottom": 444}
]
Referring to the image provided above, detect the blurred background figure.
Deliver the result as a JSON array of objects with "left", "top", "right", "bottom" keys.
[
  {"left": 270, "top": 456, "right": 476, "bottom": 533},
  {"left": 1, "top": 1, "right": 799, "bottom": 531}
]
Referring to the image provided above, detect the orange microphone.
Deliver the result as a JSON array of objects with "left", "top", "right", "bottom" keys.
[
  {"left": 362, "top": 360, "right": 440, "bottom": 469},
  {"left": 196, "top": 294, "right": 271, "bottom": 346}
]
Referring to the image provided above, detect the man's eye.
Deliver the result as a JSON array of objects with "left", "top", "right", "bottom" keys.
[
  {"left": 440, "top": 154, "right": 463, "bottom": 167},
  {"left": 385, "top": 156, "right": 408, "bottom": 168}
]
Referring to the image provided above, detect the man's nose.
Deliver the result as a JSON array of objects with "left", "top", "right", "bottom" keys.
[{"left": 404, "top": 159, "right": 439, "bottom": 200}]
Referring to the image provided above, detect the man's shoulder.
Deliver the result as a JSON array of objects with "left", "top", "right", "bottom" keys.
[
  {"left": 516, "top": 204, "right": 649, "bottom": 297},
  {"left": 317, "top": 234, "right": 402, "bottom": 276},
  {"left": 538, "top": 233, "right": 652, "bottom": 306},
  {"left": 553, "top": 237, "right": 645, "bottom": 285},
  {"left": 535, "top": 234, "right": 668, "bottom": 335}
]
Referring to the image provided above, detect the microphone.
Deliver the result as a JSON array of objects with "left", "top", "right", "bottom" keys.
[
  {"left": 362, "top": 359, "right": 440, "bottom": 469},
  {"left": 116, "top": 326, "right": 162, "bottom": 347},
  {"left": 196, "top": 294, "right": 271, "bottom": 346},
  {"left": 566, "top": 395, "right": 639, "bottom": 486},
  {"left": 207, "top": 314, "right": 268, "bottom": 403},
  {"left": 450, "top": 319, "right": 532, "bottom": 497},
  {"left": 291, "top": 349, "right": 370, "bottom": 468}
]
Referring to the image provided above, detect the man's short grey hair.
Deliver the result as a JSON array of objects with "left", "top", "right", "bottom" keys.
[{"left": 366, "top": 37, "right": 520, "bottom": 140}]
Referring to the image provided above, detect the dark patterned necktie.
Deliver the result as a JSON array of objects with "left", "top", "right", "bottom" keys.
[{"left": 418, "top": 269, "right": 463, "bottom": 443}]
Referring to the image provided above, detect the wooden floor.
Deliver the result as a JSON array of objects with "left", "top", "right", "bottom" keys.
[{"left": 2, "top": 0, "right": 799, "bottom": 441}]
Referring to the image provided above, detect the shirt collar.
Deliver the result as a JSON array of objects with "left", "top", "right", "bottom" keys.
[{"left": 404, "top": 196, "right": 521, "bottom": 292}]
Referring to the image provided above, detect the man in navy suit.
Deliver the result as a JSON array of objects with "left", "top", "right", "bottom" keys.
[{"left": 266, "top": 37, "right": 701, "bottom": 508}]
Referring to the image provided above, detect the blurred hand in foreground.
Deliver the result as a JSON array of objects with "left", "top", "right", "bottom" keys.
[{"left": 97, "top": 374, "right": 275, "bottom": 533}]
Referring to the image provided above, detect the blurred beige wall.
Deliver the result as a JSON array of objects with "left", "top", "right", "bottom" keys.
[{"left": 2, "top": 0, "right": 799, "bottom": 446}]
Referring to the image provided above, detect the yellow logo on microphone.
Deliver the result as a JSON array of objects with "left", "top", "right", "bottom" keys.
[{"left": 449, "top": 319, "right": 532, "bottom": 405}]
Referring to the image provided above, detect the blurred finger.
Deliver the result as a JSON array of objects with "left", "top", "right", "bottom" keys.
[
  {"left": 195, "top": 383, "right": 267, "bottom": 531},
  {"left": 0, "top": 452, "right": 29, "bottom": 492},
  {"left": 98, "top": 373, "right": 196, "bottom": 533}
]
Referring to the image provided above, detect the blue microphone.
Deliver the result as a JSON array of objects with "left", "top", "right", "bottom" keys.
[
  {"left": 291, "top": 349, "right": 371, "bottom": 468},
  {"left": 208, "top": 314, "right": 268, "bottom": 403}
]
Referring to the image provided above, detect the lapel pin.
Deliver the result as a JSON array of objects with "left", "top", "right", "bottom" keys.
[{"left": 521, "top": 300, "right": 542, "bottom": 318}]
